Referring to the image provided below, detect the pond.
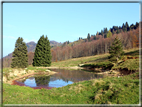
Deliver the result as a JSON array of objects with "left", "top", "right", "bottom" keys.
[{"left": 12, "top": 69, "right": 104, "bottom": 89}]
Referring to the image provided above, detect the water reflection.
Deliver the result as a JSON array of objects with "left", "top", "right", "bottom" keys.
[
  {"left": 49, "top": 69, "right": 103, "bottom": 82},
  {"left": 18, "top": 69, "right": 104, "bottom": 89}
]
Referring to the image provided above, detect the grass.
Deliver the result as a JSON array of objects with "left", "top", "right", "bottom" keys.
[
  {"left": 51, "top": 53, "right": 109, "bottom": 67},
  {"left": 112, "top": 58, "right": 139, "bottom": 71},
  {"left": 80, "top": 48, "right": 140, "bottom": 71},
  {"left": 27, "top": 66, "right": 47, "bottom": 71},
  {"left": 3, "top": 71, "right": 139, "bottom": 104},
  {"left": 2, "top": 48, "right": 140, "bottom": 104},
  {"left": 50, "top": 48, "right": 140, "bottom": 69}
]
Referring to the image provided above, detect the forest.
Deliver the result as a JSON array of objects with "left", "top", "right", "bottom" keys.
[
  {"left": 50, "top": 22, "right": 140, "bottom": 61},
  {"left": 2, "top": 21, "right": 140, "bottom": 67}
]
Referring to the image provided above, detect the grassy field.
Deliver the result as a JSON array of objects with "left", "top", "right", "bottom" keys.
[
  {"left": 2, "top": 48, "right": 140, "bottom": 104},
  {"left": 3, "top": 71, "right": 139, "bottom": 104},
  {"left": 51, "top": 48, "right": 140, "bottom": 71}
]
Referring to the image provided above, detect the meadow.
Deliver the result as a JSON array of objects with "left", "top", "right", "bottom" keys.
[{"left": 2, "top": 48, "right": 140, "bottom": 105}]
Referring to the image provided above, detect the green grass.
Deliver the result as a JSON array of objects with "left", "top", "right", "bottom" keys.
[
  {"left": 3, "top": 71, "right": 139, "bottom": 104},
  {"left": 27, "top": 66, "right": 47, "bottom": 71},
  {"left": 2, "top": 48, "right": 140, "bottom": 104},
  {"left": 50, "top": 48, "right": 139, "bottom": 69},
  {"left": 112, "top": 59, "right": 139, "bottom": 71},
  {"left": 80, "top": 48, "right": 140, "bottom": 71},
  {"left": 51, "top": 53, "right": 109, "bottom": 67}
]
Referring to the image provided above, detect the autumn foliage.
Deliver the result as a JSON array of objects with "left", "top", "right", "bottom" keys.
[
  {"left": 50, "top": 27, "right": 139, "bottom": 62},
  {"left": 2, "top": 24, "right": 140, "bottom": 67}
]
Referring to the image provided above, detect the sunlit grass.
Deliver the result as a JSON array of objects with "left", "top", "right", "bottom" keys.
[
  {"left": 2, "top": 48, "right": 140, "bottom": 104},
  {"left": 3, "top": 72, "right": 139, "bottom": 104}
]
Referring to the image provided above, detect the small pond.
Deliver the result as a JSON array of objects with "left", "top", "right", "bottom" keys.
[{"left": 13, "top": 69, "right": 104, "bottom": 89}]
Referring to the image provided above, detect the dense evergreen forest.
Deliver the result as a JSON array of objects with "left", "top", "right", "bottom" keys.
[{"left": 2, "top": 21, "right": 141, "bottom": 67}]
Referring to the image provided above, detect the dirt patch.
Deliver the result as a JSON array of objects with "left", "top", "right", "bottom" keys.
[{"left": 118, "top": 68, "right": 138, "bottom": 75}]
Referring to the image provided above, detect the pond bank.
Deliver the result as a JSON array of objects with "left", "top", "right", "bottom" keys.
[
  {"left": 37, "top": 66, "right": 83, "bottom": 70},
  {"left": 3, "top": 69, "right": 57, "bottom": 85}
]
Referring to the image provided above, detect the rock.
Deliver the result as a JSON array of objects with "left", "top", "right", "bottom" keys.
[
  {"left": 3, "top": 76, "right": 7, "bottom": 82},
  {"left": 78, "top": 64, "right": 84, "bottom": 67},
  {"left": 46, "top": 69, "right": 51, "bottom": 72},
  {"left": 94, "top": 68, "right": 102, "bottom": 72},
  {"left": 118, "top": 76, "right": 120, "bottom": 78},
  {"left": 14, "top": 73, "right": 17, "bottom": 76},
  {"left": 23, "top": 70, "right": 26, "bottom": 74},
  {"left": 9, "top": 72, "right": 13, "bottom": 77}
]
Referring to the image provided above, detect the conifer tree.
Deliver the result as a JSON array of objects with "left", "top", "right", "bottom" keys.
[
  {"left": 116, "top": 29, "right": 120, "bottom": 34},
  {"left": 122, "top": 23, "right": 127, "bottom": 32},
  {"left": 87, "top": 33, "right": 90, "bottom": 41},
  {"left": 135, "top": 22, "right": 139, "bottom": 28},
  {"left": 94, "top": 35, "right": 96, "bottom": 40},
  {"left": 108, "top": 36, "right": 124, "bottom": 63},
  {"left": 125, "top": 22, "right": 130, "bottom": 31},
  {"left": 33, "top": 35, "right": 52, "bottom": 67},
  {"left": 11, "top": 37, "right": 28, "bottom": 68}
]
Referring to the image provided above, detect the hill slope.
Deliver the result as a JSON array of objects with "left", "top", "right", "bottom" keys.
[{"left": 2, "top": 40, "right": 62, "bottom": 67}]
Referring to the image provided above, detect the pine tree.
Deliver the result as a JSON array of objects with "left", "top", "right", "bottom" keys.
[
  {"left": 122, "top": 23, "right": 127, "bottom": 32},
  {"left": 125, "top": 22, "right": 130, "bottom": 31},
  {"left": 108, "top": 36, "right": 124, "bottom": 63},
  {"left": 101, "top": 30, "right": 104, "bottom": 36},
  {"left": 11, "top": 37, "right": 28, "bottom": 68},
  {"left": 116, "top": 29, "right": 120, "bottom": 34},
  {"left": 94, "top": 35, "right": 96, "bottom": 40},
  {"left": 33, "top": 35, "right": 52, "bottom": 67},
  {"left": 87, "top": 33, "right": 90, "bottom": 41},
  {"left": 135, "top": 22, "right": 139, "bottom": 29},
  {"left": 130, "top": 24, "right": 134, "bottom": 30}
]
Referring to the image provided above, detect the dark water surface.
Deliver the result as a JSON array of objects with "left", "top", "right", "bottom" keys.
[{"left": 13, "top": 69, "right": 104, "bottom": 89}]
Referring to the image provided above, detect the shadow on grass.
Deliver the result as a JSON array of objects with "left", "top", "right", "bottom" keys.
[
  {"left": 124, "top": 50, "right": 139, "bottom": 56},
  {"left": 86, "top": 56, "right": 109, "bottom": 63}
]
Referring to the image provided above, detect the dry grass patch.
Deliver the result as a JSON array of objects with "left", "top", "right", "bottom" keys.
[
  {"left": 92, "top": 79, "right": 105, "bottom": 86},
  {"left": 95, "top": 93, "right": 103, "bottom": 100},
  {"left": 69, "top": 83, "right": 84, "bottom": 93}
]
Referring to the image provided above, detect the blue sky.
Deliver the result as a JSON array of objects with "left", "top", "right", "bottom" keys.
[{"left": 3, "top": 2, "right": 140, "bottom": 57}]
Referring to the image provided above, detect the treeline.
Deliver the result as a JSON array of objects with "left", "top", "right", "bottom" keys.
[
  {"left": 87, "top": 21, "right": 139, "bottom": 40},
  {"left": 51, "top": 26, "right": 140, "bottom": 62}
]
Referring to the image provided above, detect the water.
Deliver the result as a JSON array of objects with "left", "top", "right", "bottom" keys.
[{"left": 13, "top": 69, "right": 104, "bottom": 89}]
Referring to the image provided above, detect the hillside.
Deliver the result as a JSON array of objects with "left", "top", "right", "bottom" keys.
[
  {"left": 2, "top": 40, "right": 62, "bottom": 67},
  {"left": 26, "top": 41, "right": 37, "bottom": 52},
  {"left": 2, "top": 21, "right": 141, "bottom": 68}
]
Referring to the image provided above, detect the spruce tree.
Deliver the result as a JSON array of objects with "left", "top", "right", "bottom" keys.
[
  {"left": 108, "top": 36, "right": 124, "bottom": 63},
  {"left": 122, "top": 23, "right": 127, "bottom": 32},
  {"left": 87, "top": 33, "right": 90, "bottom": 41},
  {"left": 116, "top": 29, "right": 120, "bottom": 34},
  {"left": 11, "top": 37, "right": 28, "bottom": 68},
  {"left": 33, "top": 35, "right": 52, "bottom": 67}
]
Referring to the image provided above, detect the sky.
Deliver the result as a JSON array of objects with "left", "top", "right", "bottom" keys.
[{"left": 3, "top": 2, "right": 140, "bottom": 57}]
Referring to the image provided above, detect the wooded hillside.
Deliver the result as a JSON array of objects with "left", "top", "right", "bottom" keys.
[{"left": 2, "top": 21, "right": 141, "bottom": 67}]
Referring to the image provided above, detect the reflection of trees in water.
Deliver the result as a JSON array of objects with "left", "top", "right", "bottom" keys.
[
  {"left": 50, "top": 69, "right": 103, "bottom": 82},
  {"left": 35, "top": 75, "right": 50, "bottom": 86}
]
